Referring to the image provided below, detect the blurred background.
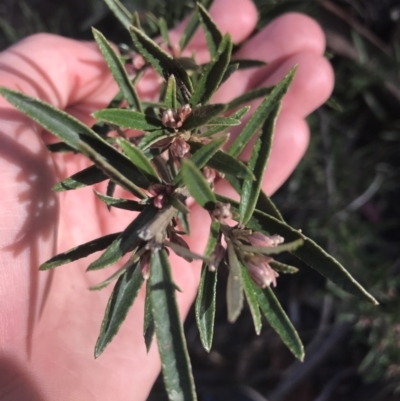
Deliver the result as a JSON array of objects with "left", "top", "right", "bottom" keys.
[{"left": 1, "top": 0, "right": 400, "bottom": 400}]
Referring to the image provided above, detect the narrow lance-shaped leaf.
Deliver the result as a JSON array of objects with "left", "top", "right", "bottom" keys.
[
  {"left": 226, "top": 239, "right": 244, "bottom": 323},
  {"left": 94, "top": 190, "right": 145, "bottom": 212},
  {"left": 188, "top": 141, "right": 254, "bottom": 180},
  {"left": 93, "top": 109, "right": 164, "bottom": 131},
  {"left": 118, "top": 138, "right": 161, "bottom": 183},
  {"left": 130, "top": 25, "right": 193, "bottom": 94},
  {"left": 179, "top": 0, "right": 214, "bottom": 51},
  {"left": 255, "top": 284, "right": 304, "bottom": 361},
  {"left": 231, "top": 59, "right": 267, "bottom": 69},
  {"left": 180, "top": 159, "right": 216, "bottom": 210},
  {"left": 239, "top": 102, "right": 281, "bottom": 225},
  {"left": 218, "top": 195, "right": 379, "bottom": 305},
  {"left": 92, "top": 28, "right": 142, "bottom": 111},
  {"left": 189, "top": 34, "right": 233, "bottom": 107},
  {"left": 270, "top": 261, "right": 298, "bottom": 274},
  {"left": 195, "top": 221, "right": 220, "bottom": 351},
  {"left": 39, "top": 233, "right": 120, "bottom": 270},
  {"left": 241, "top": 238, "right": 304, "bottom": 255},
  {"left": 227, "top": 86, "right": 273, "bottom": 111},
  {"left": 228, "top": 66, "right": 297, "bottom": 158},
  {"left": 103, "top": 0, "right": 131, "bottom": 30},
  {"left": 149, "top": 249, "right": 197, "bottom": 401},
  {"left": 87, "top": 206, "right": 158, "bottom": 271},
  {"left": 182, "top": 104, "right": 226, "bottom": 131},
  {"left": 89, "top": 262, "right": 130, "bottom": 291},
  {"left": 53, "top": 164, "right": 108, "bottom": 192},
  {"left": 159, "top": 17, "right": 171, "bottom": 48},
  {"left": 95, "top": 260, "right": 144, "bottom": 357},
  {"left": 239, "top": 261, "right": 262, "bottom": 334},
  {"left": 165, "top": 75, "right": 177, "bottom": 110},
  {"left": 174, "top": 135, "right": 227, "bottom": 185},
  {"left": 144, "top": 280, "right": 155, "bottom": 352},
  {"left": 197, "top": 2, "right": 223, "bottom": 57},
  {"left": 138, "top": 129, "right": 172, "bottom": 151},
  {"left": 255, "top": 190, "right": 284, "bottom": 221},
  {"left": 206, "top": 116, "right": 241, "bottom": 126}
]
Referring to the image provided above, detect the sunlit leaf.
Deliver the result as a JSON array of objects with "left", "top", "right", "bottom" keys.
[
  {"left": 180, "top": 159, "right": 216, "bottom": 209},
  {"left": 149, "top": 249, "right": 197, "bottom": 401},
  {"left": 189, "top": 35, "right": 232, "bottom": 107},
  {"left": 94, "top": 190, "right": 145, "bottom": 211},
  {"left": 87, "top": 206, "right": 158, "bottom": 271},
  {"left": 197, "top": 2, "right": 223, "bottom": 57},
  {"left": 165, "top": 75, "right": 177, "bottom": 110},
  {"left": 195, "top": 221, "right": 220, "bottom": 351},
  {"left": 228, "top": 66, "right": 296, "bottom": 158},
  {"left": 118, "top": 138, "right": 161, "bottom": 182},
  {"left": 95, "top": 260, "right": 144, "bottom": 357},
  {"left": 239, "top": 261, "right": 262, "bottom": 334},
  {"left": 52, "top": 164, "right": 107, "bottom": 192},
  {"left": 218, "top": 195, "right": 379, "bottom": 305},
  {"left": 239, "top": 103, "right": 281, "bottom": 225},
  {"left": 206, "top": 116, "right": 241, "bottom": 126},
  {"left": 90, "top": 259, "right": 133, "bottom": 291},
  {"left": 227, "top": 86, "right": 273, "bottom": 111},
  {"left": 93, "top": 109, "right": 164, "bottom": 131},
  {"left": 130, "top": 25, "right": 193, "bottom": 94},
  {"left": 39, "top": 233, "right": 120, "bottom": 270},
  {"left": 92, "top": 28, "right": 142, "bottom": 111},
  {"left": 226, "top": 240, "right": 244, "bottom": 323},
  {"left": 179, "top": 0, "right": 214, "bottom": 51},
  {"left": 255, "top": 284, "right": 304, "bottom": 361},
  {"left": 103, "top": 0, "right": 131, "bottom": 30}
]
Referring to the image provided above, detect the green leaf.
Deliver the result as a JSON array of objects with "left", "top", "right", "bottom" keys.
[
  {"left": 197, "top": 2, "right": 223, "bottom": 57},
  {"left": 169, "top": 196, "right": 190, "bottom": 214},
  {"left": 195, "top": 221, "right": 220, "bottom": 351},
  {"left": 130, "top": 25, "right": 193, "bottom": 95},
  {"left": 228, "top": 66, "right": 297, "bottom": 158},
  {"left": 186, "top": 135, "right": 228, "bottom": 170},
  {"left": 232, "top": 59, "right": 267, "bottom": 70},
  {"left": 256, "top": 284, "right": 304, "bottom": 360},
  {"left": 39, "top": 233, "right": 120, "bottom": 270},
  {"left": 159, "top": 17, "right": 171, "bottom": 48},
  {"left": 0, "top": 87, "right": 149, "bottom": 197},
  {"left": 239, "top": 103, "right": 281, "bottom": 225},
  {"left": 256, "top": 190, "right": 284, "bottom": 221},
  {"left": 182, "top": 104, "right": 226, "bottom": 130},
  {"left": 46, "top": 142, "right": 75, "bottom": 153},
  {"left": 206, "top": 116, "right": 241, "bottom": 126},
  {"left": 95, "top": 260, "right": 144, "bottom": 357},
  {"left": 52, "top": 164, "right": 107, "bottom": 192},
  {"left": 239, "top": 261, "right": 262, "bottom": 334},
  {"left": 92, "top": 28, "right": 142, "bottom": 111},
  {"left": 179, "top": 0, "right": 214, "bottom": 51},
  {"left": 94, "top": 190, "right": 145, "bottom": 211},
  {"left": 177, "top": 211, "right": 190, "bottom": 235},
  {"left": 93, "top": 109, "right": 164, "bottom": 131},
  {"left": 219, "top": 195, "right": 379, "bottom": 305},
  {"left": 165, "top": 241, "right": 207, "bottom": 263},
  {"left": 138, "top": 129, "right": 172, "bottom": 151},
  {"left": 227, "top": 86, "right": 273, "bottom": 111},
  {"left": 118, "top": 138, "right": 161, "bottom": 183},
  {"left": 180, "top": 159, "right": 216, "bottom": 209},
  {"left": 240, "top": 238, "right": 304, "bottom": 255},
  {"left": 270, "top": 261, "right": 298, "bottom": 274},
  {"left": 103, "top": 0, "right": 131, "bottom": 30},
  {"left": 144, "top": 280, "right": 155, "bottom": 352},
  {"left": 165, "top": 75, "right": 177, "bottom": 110},
  {"left": 90, "top": 260, "right": 132, "bottom": 291},
  {"left": 221, "top": 62, "right": 239, "bottom": 84},
  {"left": 188, "top": 141, "right": 254, "bottom": 180},
  {"left": 226, "top": 239, "right": 244, "bottom": 323},
  {"left": 189, "top": 34, "right": 233, "bottom": 107},
  {"left": 87, "top": 206, "right": 158, "bottom": 271},
  {"left": 149, "top": 249, "right": 197, "bottom": 401}
]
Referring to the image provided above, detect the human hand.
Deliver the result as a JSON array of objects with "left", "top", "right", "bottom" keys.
[{"left": 0, "top": 0, "right": 333, "bottom": 400}]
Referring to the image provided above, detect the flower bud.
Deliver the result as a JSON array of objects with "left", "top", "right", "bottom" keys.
[
  {"left": 209, "top": 243, "right": 225, "bottom": 272},
  {"left": 211, "top": 202, "right": 232, "bottom": 221},
  {"left": 170, "top": 136, "right": 190, "bottom": 158},
  {"left": 177, "top": 104, "right": 191, "bottom": 122},
  {"left": 203, "top": 166, "right": 217, "bottom": 184},
  {"left": 140, "top": 251, "right": 151, "bottom": 280},
  {"left": 248, "top": 232, "right": 284, "bottom": 247},
  {"left": 246, "top": 254, "right": 278, "bottom": 288},
  {"left": 162, "top": 109, "right": 179, "bottom": 129}
]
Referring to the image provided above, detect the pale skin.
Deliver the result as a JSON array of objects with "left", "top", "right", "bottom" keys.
[{"left": 0, "top": 0, "right": 334, "bottom": 399}]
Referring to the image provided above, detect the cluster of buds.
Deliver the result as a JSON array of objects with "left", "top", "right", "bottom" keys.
[
  {"left": 148, "top": 183, "right": 174, "bottom": 209},
  {"left": 245, "top": 254, "right": 278, "bottom": 288},
  {"left": 170, "top": 135, "right": 191, "bottom": 158},
  {"left": 247, "top": 232, "right": 284, "bottom": 247},
  {"left": 161, "top": 104, "right": 192, "bottom": 130},
  {"left": 211, "top": 202, "right": 232, "bottom": 222}
]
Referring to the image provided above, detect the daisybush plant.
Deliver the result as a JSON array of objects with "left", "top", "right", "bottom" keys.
[{"left": 0, "top": 1, "right": 378, "bottom": 400}]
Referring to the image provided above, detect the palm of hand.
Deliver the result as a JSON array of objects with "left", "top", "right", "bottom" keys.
[{"left": 0, "top": 1, "right": 333, "bottom": 400}]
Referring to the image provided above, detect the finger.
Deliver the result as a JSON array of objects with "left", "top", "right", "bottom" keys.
[{"left": 214, "top": 111, "right": 309, "bottom": 199}]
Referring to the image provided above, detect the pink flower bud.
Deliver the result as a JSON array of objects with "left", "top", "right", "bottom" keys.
[
  {"left": 211, "top": 202, "right": 232, "bottom": 221},
  {"left": 248, "top": 232, "right": 284, "bottom": 247},
  {"left": 162, "top": 109, "right": 179, "bottom": 129},
  {"left": 246, "top": 254, "right": 278, "bottom": 288},
  {"left": 170, "top": 136, "right": 190, "bottom": 158},
  {"left": 140, "top": 252, "right": 151, "bottom": 280},
  {"left": 203, "top": 167, "right": 217, "bottom": 184},
  {"left": 177, "top": 104, "right": 191, "bottom": 122},
  {"left": 209, "top": 243, "right": 225, "bottom": 272}
]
